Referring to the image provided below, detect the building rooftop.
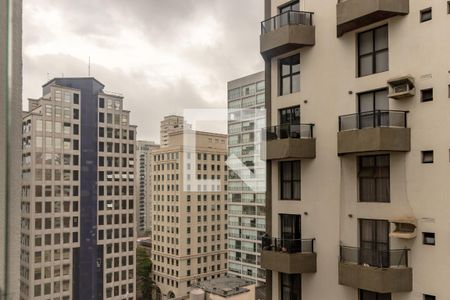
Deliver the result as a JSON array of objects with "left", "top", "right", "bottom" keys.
[{"left": 193, "top": 276, "right": 253, "bottom": 298}]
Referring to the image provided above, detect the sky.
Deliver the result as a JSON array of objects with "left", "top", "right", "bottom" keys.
[{"left": 23, "top": 0, "right": 264, "bottom": 142}]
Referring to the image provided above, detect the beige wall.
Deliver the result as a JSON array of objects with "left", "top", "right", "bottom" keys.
[
  {"left": 266, "top": 0, "right": 450, "bottom": 299},
  {"left": 152, "top": 130, "right": 228, "bottom": 299},
  {"left": 0, "top": 0, "right": 22, "bottom": 298}
]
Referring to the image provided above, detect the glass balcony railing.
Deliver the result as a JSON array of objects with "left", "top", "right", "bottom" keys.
[
  {"left": 261, "top": 236, "right": 315, "bottom": 254},
  {"left": 261, "top": 11, "right": 314, "bottom": 34},
  {"left": 339, "top": 246, "right": 410, "bottom": 268},
  {"left": 338, "top": 110, "right": 408, "bottom": 131},
  {"left": 263, "top": 124, "right": 314, "bottom": 141}
]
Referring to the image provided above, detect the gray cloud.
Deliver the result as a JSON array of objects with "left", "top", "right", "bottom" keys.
[{"left": 23, "top": 0, "right": 264, "bottom": 141}]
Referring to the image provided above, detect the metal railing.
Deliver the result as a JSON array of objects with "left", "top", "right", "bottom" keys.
[
  {"left": 339, "top": 246, "right": 410, "bottom": 268},
  {"left": 338, "top": 110, "right": 409, "bottom": 131},
  {"left": 261, "top": 10, "right": 314, "bottom": 34},
  {"left": 261, "top": 236, "right": 315, "bottom": 254},
  {"left": 263, "top": 123, "right": 314, "bottom": 141}
]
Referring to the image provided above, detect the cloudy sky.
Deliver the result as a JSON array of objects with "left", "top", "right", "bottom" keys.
[{"left": 23, "top": 0, "right": 264, "bottom": 141}]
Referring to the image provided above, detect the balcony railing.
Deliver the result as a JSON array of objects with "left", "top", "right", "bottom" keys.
[
  {"left": 263, "top": 124, "right": 314, "bottom": 141},
  {"left": 262, "top": 237, "right": 315, "bottom": 254},
  {"left": 339, "top": 110, "right": 408, "bottom": 131},
  {"left": 261, "top": 11, "right": 314, "bottom": 34},
  {"left": 340, "top": 246, "right": 410, "bottom": 268}
]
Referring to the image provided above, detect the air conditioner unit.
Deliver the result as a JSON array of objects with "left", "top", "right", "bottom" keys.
[{"left": 387, "top": 75, "right": 415, "bottom": 99}]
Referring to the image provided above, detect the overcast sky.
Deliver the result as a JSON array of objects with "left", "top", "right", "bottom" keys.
[{"left": 23, "top": 0, "right": 264, "bottom": 142}]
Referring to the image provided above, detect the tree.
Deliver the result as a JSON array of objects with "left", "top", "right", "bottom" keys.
[{"left": 136, "top": 247, "right": 153, "bottom": 300}]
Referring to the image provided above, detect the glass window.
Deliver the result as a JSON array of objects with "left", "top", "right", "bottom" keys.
[
  {"left": 358, "top": 25, "right": 388, "bottom": 77},
  {"left": 421, "top": 88, "right": 433, "bottom": 102},
  {"left": 279, "top": 54, "right": 300, "bottom": 95},
  {"left": 422, "top": 232, "right": 435, "bottom": 245},
  {"left": 359, "top": 219, "right": 389, "bottom": 267},
  {"left": 359, "top": 155, "right": 390, "bottom": 203},
  {"left": 360, "top": 290, "right": 391, "bottom": 300},
  {"left": 280, "top": 273, "right": 300, "bottom": 300},
  {"left": 228, "top": 88, "right": 241, "bottom": 100},
  {"left": 63, "top": 92, "right": 71, "bottom": 103},
  {"left": 279, "top": 106, "right": 300, "bottom": 125},
  {"left": 358, "top": 89, "right": 389, "bottom": 128},
  {"left": 279, "top": 1, "right": 299, "bottom": 13},
  {"left": 256, "top": 81, "right": 265, "bottom": 92},
  {"left": 280, "top": 161, "right": 301, "bottom": 200}
]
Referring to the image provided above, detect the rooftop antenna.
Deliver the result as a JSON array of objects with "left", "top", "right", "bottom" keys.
[
  {"left": 88, "top": 56, "right": 91, "bottom": 77},
  {"left": 46, "top": 72, "right": 49, "bottom": 81}
]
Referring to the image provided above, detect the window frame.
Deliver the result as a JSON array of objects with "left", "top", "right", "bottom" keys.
[
  {"left": 279, "top": 0, "right": 300, "bottom": 13},
  {"left": 279, "top": 54, "right": 300, "bottom": 96},
  {"left": 357, "top": 25, "right": 389, "bottom": 77},
  {"left": 280, "top": 273, "right": 301, "bottom": 300},
  {"left": 279, "top": 160, "right": 301, "bottom": 200},
  {"left": 420, "top": 7, "right": 432, "bottom": 23},
  {"left": 358, "top": 155, "right": 390, "bottom": 203}
]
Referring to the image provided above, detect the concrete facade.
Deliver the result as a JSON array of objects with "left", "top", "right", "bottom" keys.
[
  {"left": 262, "top": 0, "right": 450, "bottom": 299},
  {"left": 151, "top": 127, "right": 228, "bottom": 299},
  {"left": 0, "top": 0, "right": 22, "bottom": 298}
]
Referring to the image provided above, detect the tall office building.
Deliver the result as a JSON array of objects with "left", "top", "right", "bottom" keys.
[
  {"left": 20, "top": 78, "right": 137, "bottom": 300},
  {"left": 260, "top": 1, "right": 450, "bottom": 299},
  {"left": 227, "top": 72, "right": 267, "bottom": 285},
  {"left": 136, "top": 140, "right": 159, "bottom": 235},
  {"left": 0, "top": 0, "right": 22, "bottom": 298},
  {"left": 160, "top": 115, "right": 192, "bottom": 148},
  {"left": 151, "top": 125, "right": 228, "bottom": 299}
]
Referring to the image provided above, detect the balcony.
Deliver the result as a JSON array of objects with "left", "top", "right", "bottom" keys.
[
  {"left": 261, "top": 124, "right": 316, "bottom": 160},
  {"left": 261, "top": 237, "right": 316, "bottom": 274},
  {"left": 337, "top": 110, "right": 410, "bottom": 155},
  {"left": 339, "top": 246, "right": 412, "bottom": 293},
  {"left": 260, "top": 11, "right": 315, "bottom": 59},
  {"left": 336, "top": 0, "right": 409, "bottom": 37}
]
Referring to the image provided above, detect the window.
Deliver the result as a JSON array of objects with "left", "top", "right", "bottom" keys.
[
  {"left": 360, "top": 290, "right": 391, "bottom": 300},
  {"left": 422, "top": 151, "right": 434, "bottom": 164},
  {"left": 423, "top": 232, "right": 435, "bottom": 245},
  {"left": 420, "top": 8, "right": 432, "bottom": 22},
  {"left": 358, "top": 89, "right": 389, "bottom": 128},
  {"left": 358, "top": 155, "right": 390, "bottom": 203},
  {"left": 448, "top": 1, "right": 450, "bottom": 14},
  {"left": 358, "top": 25, "right": 388, "bottom": 77},
  {"left": 279, "top": 106, "right": 300, "bottom": 125},
  {"left": 99, "top": 98, "right": 105, "bottom": 108},
  {"left": 279, "top": 0, "right": 299, "bottom": 13},
  {"left": 359, "top": 219, "right": 390, "bottom": 267},
  {"left": 280, "top": 161, "right": 300, "bottom": 200},
  {"left": 279, "top": 54, "right": 300, "bottom": 95},
  {"left": 421, "top": 88, "right": 433, "bottom": 102},
  {"left": 280, "top": 273, "right": 300, "bottom": 300},
  {"left": 424, "top": 295, "right": 436, "bottom": 300}
]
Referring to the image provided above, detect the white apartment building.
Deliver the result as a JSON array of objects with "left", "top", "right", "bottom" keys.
[
  {"left": 260, "top": 1, "right": 450, "bottom": 300},
  {"left": 227, "top": 72, "right": 267, "bottom": 285},
  {"left": 151, "top": 126, "right": 228, "bottom": 299},
  {"left": 137, "top": 140, "right": 159, "bottom": 235},
  {"left": 20, "top": 78, "right": 137, "bottom": 299}
]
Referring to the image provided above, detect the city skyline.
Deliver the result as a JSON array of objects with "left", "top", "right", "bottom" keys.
[{"left": 22, "top": 0, "right": 264, "bottom": 142}]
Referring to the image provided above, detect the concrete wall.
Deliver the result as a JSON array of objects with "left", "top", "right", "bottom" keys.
[{"left": 0, "top": 0, "right": 22, "bottom": 298}]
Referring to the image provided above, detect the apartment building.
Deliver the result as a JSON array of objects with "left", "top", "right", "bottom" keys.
[
  {"left": 136, "top": 140, "right": 159, "bottom": 235},
  {"left": 20, "top": 78, "right": 137, "bottom": 299},
  {"left": 0, "top": 0, "right": 22, "bottom": 298},
  {"left": 160, "top": 115, "right": 192, "bottom": 148},
  {"left": 227, "top": 72, "right": 267, "bottom": 285},
  {"left": 151, "top": 127, "right": 228, "bottom": 299},
  {"left": 260, "top": 1, "right": 450, "bottom": 299}
]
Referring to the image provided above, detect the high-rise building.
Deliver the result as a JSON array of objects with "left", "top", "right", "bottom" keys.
[
  {"left": 0, "top": 0, "right": 22, "bottom": 299},
  {"left": 227, "top": 72, "right": 267, "bottom": 285},
  {"left": 261, "top": 1, "right": 450, "bottom": 300},
  {"left": 160, "top": 115, "right": 192, "bottom": 148},
  {"left": 136, "top": 140, "right": 159, "bottom": 235},
  {"left": 151, "top": 125, "right": 228, "bottom": 299},
  {"left": 20, "top": 78, "right": 137, "bottom": 300}
]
